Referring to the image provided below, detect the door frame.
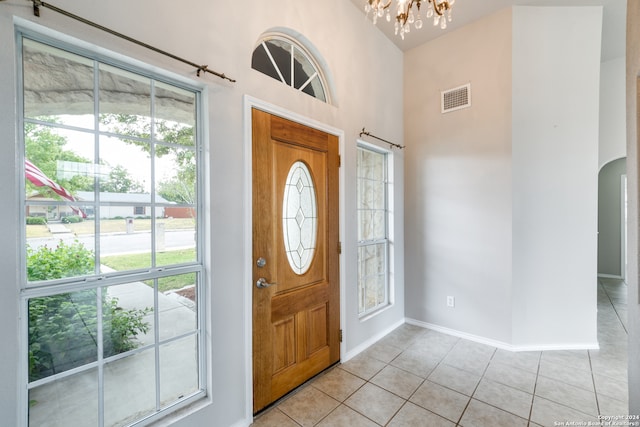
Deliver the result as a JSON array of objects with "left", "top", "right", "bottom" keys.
[{"left": 242, "top": 95, "right": 346, "bottom": 420}]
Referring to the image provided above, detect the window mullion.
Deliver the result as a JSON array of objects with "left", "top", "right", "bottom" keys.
[
  {"left": 94, "top": 59, "right": 102, "bottom": 278},
  {"left": 154, "top": 277, "right": 161, "bottom": 411},
  {"left": 97, "top": 286, "right": 105, "bottom": 427},
  {"left": 290, "top": 45, "right": 295, "bottom": 88},
  {"left": 262, "top": 42, "right": 286, "bottom": 84},
  {"left": 298, "top": 71, "right": 318, "bottom": 92},
  {"left": 150, "top": 81, "right": 157, "bottom": 269}
]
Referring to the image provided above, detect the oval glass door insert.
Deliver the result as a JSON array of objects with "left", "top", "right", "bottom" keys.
[{"left": 283, "top": 161, "right": 318, "bottom": 275}]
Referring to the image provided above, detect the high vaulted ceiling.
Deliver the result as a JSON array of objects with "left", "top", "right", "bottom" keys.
[{"left": 349, "top": 0, "right": 626, "bottom": 62}]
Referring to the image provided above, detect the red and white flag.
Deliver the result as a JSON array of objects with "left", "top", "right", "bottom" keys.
[{"left": 25, "top": 159, "right": 87, "bottom": 218}]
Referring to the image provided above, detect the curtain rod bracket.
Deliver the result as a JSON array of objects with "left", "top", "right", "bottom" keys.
[
  {"left": 197, "top": 65, "right": 208, "bottom": 77},
  {"left": 32, "top": 0, "right": 40, "bottom": 17},
  {"left": 359, "top": 127, "right": 405, "bottom": 150}
]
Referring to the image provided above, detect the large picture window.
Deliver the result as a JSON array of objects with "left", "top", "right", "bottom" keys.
[
  {"left": 357, "top": 145, "right": 390, "bottom": 316},
  {"left": 20, "top": 34, "right": 204, "bottom": 426}
]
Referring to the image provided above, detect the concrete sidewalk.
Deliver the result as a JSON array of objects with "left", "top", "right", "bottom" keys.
[{"left": 47, "top": 223, "right": 72, "bottom": 234}]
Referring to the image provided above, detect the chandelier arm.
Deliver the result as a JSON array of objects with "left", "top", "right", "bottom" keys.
[
  {"left": 430, "top": 0, "right": 445, "bottom": 17},
  {"left": 396, "top": 0, "right": 415, "bottom": 27}
]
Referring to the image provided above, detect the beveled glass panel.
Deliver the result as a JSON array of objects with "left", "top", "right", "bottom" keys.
[
  {"left": 29, "top": 368, "right": 98, "bottom": 427},
  {"left": 28, "top": 290, "right": 98, "bottom": 381},
  {"left": 282, "top": 161, "right": 317, "bottom": 275},
  {"left": 158, "top": 273, "right": 197, "bottom": 341},
  {"left": 155, "top": 82, "right": 195, "bottom": 146},
  {"left": 104, "top": 350, "right": 156, "bottom": 427},
  {"left": 23, "top": 39, "right": 95, "bottom": 128},
  {"left": 99, "top": 64, "right": 151, "bottom": 137},
  {"left": 160, "top": 335, "right": 199, "bottom": 407}
]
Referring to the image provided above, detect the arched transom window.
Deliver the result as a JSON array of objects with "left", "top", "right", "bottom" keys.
[{"left": 251, "top": 35, "right": 328, "bottom": 103}]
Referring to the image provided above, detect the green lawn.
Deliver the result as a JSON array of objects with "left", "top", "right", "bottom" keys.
[{"left": 101, "top": 249, "right": 196, "bottom": 292}]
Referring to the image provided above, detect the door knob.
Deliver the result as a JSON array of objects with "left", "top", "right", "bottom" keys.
[{"left": 256, "top": 277, "right": 276, "bottom": 288}]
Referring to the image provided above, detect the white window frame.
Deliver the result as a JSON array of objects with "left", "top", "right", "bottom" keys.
[
  {"left": 357, "top": 142, "right": 393, "bottom": 318},
  {"left": 17, "top": 29, "right": 207, "bottom": 427},
  {"left": 251, "top": 33, "right": 330, "bottom": 104}
]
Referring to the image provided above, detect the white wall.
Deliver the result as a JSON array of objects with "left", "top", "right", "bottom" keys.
[
  {"left": 404, "top": 8, "right": 514, "bottom": 345},
  {"left": 600, "top": 57, "right": 627, "bottom": 169},
  {"left": 405, "top": 6, "right": 602, "bottom": 349},
  {"left": 511, "top": 6, "right": 601, "bottom": 348},
  {"left": 0, "top": 1, "right": 405, "bottom": 426}
]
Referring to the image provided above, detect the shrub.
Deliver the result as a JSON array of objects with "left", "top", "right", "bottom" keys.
[
  {"left": 61, "top": 215, "right": 83, "bottom": 224},
  {"left": 26, "top": 216, "right": 47, "bottom": 225},
  {"left": 27, "top": 240, "right": 94, "bottom": 281},
  {"left": 26, "top": 240, "right": 151, "bottom": 382}
]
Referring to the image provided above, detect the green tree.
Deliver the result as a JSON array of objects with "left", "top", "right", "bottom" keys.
[
  {"left": 25, "top": 123, "right": 93, "bottom": 197},
  {"left": 100, "top": 164, "right": 145, "bottom": 193},
  {"left": 101, "top": 113, "right": 196, "bottom": 203}
]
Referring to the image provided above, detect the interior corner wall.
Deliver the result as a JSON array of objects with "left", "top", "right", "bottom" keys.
[
  {"left": 625, "top": 0, "right": 640, "bottom": 416},
  {"left": 404, "top": 8, "right": 513, "bottom": 344},
  {"left": 511, "top": 6, "right": 601, "bottom": 347},
  {"left": 598, "top": 158, "right": 627, "bottom": 277}
]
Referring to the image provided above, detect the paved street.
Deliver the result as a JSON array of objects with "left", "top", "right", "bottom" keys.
[{"left": 27, "top": 229, "right": 196, "bottom": 255}]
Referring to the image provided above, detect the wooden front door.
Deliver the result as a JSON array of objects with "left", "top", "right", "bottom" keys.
[{"left": 252, "top": 108, "right": 340, "bottom": 413}]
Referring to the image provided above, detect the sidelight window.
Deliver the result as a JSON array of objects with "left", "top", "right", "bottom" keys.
[{"left": 357, "top": 145, "right": 390, "bottom": 316}]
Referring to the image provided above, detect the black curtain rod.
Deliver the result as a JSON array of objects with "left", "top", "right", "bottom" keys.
[
  {"left": 30, "top": 0, "right": 236, "bottom": 83},
  {"left": 359, "top": 128, "right": 405, "bottom": 149}
]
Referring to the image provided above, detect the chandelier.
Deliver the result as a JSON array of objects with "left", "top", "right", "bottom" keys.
[{"left": 364, "top": 0, "right": 456, "bottom": 39}]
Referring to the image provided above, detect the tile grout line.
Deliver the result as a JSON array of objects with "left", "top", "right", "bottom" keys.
[
  {"left": 454, "top": 346, "right": 498, "bottom": 426},
  {"left": 527, "top": 350, "right": 543, "bottom": 427},
  {"left": 603, "top": 280, "right": 628, "bottom": 334},
  {"left": 588, "top": 348, "right": 602, "bottom": 417}
]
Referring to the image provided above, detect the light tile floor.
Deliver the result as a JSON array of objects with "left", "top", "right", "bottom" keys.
[{"left": 252, "top": 278, "right": 630, "bottom": 426}]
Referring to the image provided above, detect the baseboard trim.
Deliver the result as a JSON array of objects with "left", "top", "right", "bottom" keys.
[
  {"left": 405, "top": 318, "right": 599, "bottom": 352},
  {"left": 342, "top": 318, "right": 406, "bottom": 362}
]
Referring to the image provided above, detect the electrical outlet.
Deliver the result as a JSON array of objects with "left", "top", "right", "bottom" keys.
[{"left": 447, "top": 296, "right": 455, "bottom": 308}]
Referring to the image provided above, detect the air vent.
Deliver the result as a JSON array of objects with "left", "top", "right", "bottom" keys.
[{"left": 441, "top": 83, "right": 471, "bottom": 113}]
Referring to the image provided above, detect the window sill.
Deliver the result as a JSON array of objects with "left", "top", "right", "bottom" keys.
[{"left": 358, "top": 303, "right": 393, "bottom": 323}]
